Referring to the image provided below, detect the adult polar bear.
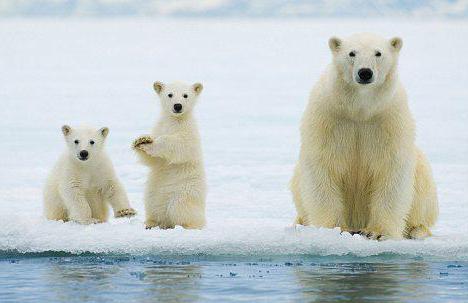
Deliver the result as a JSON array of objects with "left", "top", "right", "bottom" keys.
[{"left": 291, "top": 33, "right": 438, "bottom": 240}]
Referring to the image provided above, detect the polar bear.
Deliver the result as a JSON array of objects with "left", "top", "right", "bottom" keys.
[
  {"left": 290, "top": 33, "right": 438, "bottom": 240},
  {"left": 43, "top": 125, "right": 136, "bottom": 224},
  {"left": 133, "top": 81, "right": 206, "bottom": 230}
]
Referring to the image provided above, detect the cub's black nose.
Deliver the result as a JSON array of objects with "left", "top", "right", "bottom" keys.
[
  {"left": 79, "top": 150, "right": 89, "bottom": 159},
  {"left": 173, "top": 103, "right": 183, "bottom": 113},
  {"left": 358, "top": 68, "right": 373, "bottom": 82}
]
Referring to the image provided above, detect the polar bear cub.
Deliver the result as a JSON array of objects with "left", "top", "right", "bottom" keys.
[
  {"left": 133, "top": 81, "right": 206, "bottom": 230},
  {"left": 291, "top": 33, "right": 438, "bottom": 240},
  {"left": 44, "top": 125, "right": 136, "bottom": 224}
]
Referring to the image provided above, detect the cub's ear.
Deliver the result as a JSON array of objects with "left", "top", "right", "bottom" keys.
[
  {"left": 390, "top": 37, "right": 403, "bottom": 52},
  {"left": 62, "top": 125, "right": 71, "bottom": 136},
  {"left": 328, "top": 36, "right": 342, "bottom": 53},
  {"left": 99, "top": 127, "right": 109, "bottom": 138},
  {"left": 192, "top": 83, "right": 203, "bottom": 95},
  {"left": 153, "top": 81, "right": 164, "bottom": 94}
]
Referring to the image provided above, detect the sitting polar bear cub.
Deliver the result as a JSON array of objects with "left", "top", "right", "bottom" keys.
[
  {"left": 43, "top": 125, "right": 136, "bottom": 224},
  {"left": 291, "top": 33, "right": 438, "bottom": 240},
  {"left": 133, "top": 81, "right": 206, "bottom": 230}
]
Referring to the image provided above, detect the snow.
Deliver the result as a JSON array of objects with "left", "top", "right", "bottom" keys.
[{"left": 0, "top": 19, "right": 467, "bottom": 259}]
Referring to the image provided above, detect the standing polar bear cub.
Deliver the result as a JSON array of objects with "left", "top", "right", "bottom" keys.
[
  {"left": 133, "top": 81, "right": 206, "bottom": 230},
  {"left": 291, "top": 33, "right": 438, "bottom": 240},
  {"left": 44, "top": 125, "right": 136, "bottom": 224}
]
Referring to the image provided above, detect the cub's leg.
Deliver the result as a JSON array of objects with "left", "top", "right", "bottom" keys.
[
  {"left": 103, "top": 182, "right": 136, "bottom": 218},
  {"left": 166, "top": 191, "right": 206, "bottom": 230},
  {"left": 88, "top": 191, "right": 109, "bottom": 223},
  {"left": 43, "top": 184, "right": 68, "bottom": 221},
  {"left": 59, "top": 184, "right": 97, "bottom": 224},
  {"left": 144, "top": 186, "right": 174, "bottom": 229},
  {"left": 405, "top": 150, "right": 438, "bottom": 239}
]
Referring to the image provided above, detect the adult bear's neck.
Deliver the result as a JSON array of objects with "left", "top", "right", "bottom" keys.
[{"left": 327, "top": 67, "right": 400, "bottom": 121}]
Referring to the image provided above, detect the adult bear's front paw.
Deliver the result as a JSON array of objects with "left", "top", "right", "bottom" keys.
[
  {"left": 133, "top": 136, "right": 153, "bottom": 149},
  {"left": 115, "top": 208, "right": 137, "bottom": 218}
]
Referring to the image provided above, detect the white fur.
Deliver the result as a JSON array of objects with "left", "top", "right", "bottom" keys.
[
  {"left": 43, "top": 125, "right": 135, "bottom": 224},
  {"left": 134, "top": 81, "right": 206, "bottom": 229},
  {"left": 291, "top": 33, "right": 438, "bottom": 240}
]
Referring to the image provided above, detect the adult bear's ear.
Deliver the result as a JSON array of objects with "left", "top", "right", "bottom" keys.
[
  {"left": 153, "top": 81, "right": 164, "bottom": 94},
  {"left": 192, "top": 83, "right": 203, "bottom": 95},
  {"left": 390, "top": 37, "right": 403, "bottom": 52},
  {"left": 328, "top": 36, "right": 342, "bottom": 53},
  {"left": 99, "top": 127, "right": 109, "bottom": 138},
  {"left": 62, "top": 125, "right": 71, "bottom": 136}
]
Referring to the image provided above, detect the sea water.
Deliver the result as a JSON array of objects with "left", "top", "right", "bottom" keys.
[{"left": 1, "top": 253, "right": 467, "bottom": 302}]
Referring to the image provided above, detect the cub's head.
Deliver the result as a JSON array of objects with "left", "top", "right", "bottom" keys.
[
  {"left": 328, "top": 33, "right": 402, "bottom": 87},
  {"left": 153, "top": 81, "right": 203, "bottom": 117},
  {"left": 61, "top": 125, "right": 109, "bottom": 163}
]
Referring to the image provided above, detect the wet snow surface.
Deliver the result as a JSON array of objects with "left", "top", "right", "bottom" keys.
[{"left": 0, "top": 19, "right": 467, "bottom": 259}]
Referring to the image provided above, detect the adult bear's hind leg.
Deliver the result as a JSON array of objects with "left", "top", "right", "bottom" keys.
[{"left": 405, "top": 149, "right": 438, "bottom": 239}]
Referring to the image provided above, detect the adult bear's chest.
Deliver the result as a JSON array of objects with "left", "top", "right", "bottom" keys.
[{"left": 320, "top": 117, "right": 397, "bottom": 177}]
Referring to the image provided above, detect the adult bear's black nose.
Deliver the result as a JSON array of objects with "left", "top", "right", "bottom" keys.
[
  {"left": 79, "top": 150, "right": 89, "bottom": 160},
  {"left": 358, "top": 68, "right": 373, "bottom": 82},
  {"left": 173, "top": 103, "right": 183, "bottom": 113}
]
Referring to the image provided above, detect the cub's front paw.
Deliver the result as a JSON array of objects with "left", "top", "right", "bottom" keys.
[
  {"left": 115, "top": 208, "right": 137, "bottom": 218},
  {"left": 133, "top": 136, "right": 153, "bottom": 149}
]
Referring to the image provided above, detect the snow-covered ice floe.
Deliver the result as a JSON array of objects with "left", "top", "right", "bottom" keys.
[
  {"left": 1, "top": 215, "right": 468, "bottom": 259},
  {"left": 0, "top": 19, "right": 467, "bottom": 260}
]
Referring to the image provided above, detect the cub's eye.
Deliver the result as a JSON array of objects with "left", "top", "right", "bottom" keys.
[
  {"left": 375, "top": 51, "right": 382, "bottom": 57},
  {"left": 90, "top": 140, "right": 95, "bottom": 145},
  {"left": 168, "top": 93, "right": 173, "bottom": 98},
  {"left": 74, "top": 140, "right": 79, "bottom": 144},
  {"left": 183, "top": 94, "right": 188, "bottom": 98},
  {"left": 349, "top": 51, "right": 356, "bottom": 57}
]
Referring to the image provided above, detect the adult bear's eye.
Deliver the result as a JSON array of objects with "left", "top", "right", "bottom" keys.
[
  {"left": 74, "top": 140, "right": 79, "bottom": 144},
  {"left": 183, "top": 94, "right": 188, "bottom": 98},
  {"left": 375, "top": 51, "right": 382, "bottom": 57},
  {"left": 349, "top": 51, "right": 356, "bottom": 57},
  {"left": 168, "top": 93, "right": 173, "bottom": 98},
  {"left": 90, "top": 140, "right": 95, "bottom": 145}
]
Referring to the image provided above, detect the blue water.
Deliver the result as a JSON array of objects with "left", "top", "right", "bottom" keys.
[{"left": 0, "top": 253, "right": 467, "bottom": 302}]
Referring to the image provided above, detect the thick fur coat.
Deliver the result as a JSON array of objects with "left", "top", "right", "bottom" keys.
[{"left": 291, "top": 33, "right": 438, "bottom": 240}]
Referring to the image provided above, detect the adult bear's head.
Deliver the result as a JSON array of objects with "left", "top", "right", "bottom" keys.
[{"left": 328, "top": 33, "right": 402, "bottom": 88}]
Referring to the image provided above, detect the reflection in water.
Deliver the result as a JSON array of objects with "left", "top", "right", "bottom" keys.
[
  {"left": 293, "top": 262, "right": 431, "bottom": 303},
  {"left": 43, "top": 258, "right": 201, "bottom": 303},
  {"left": 46, "top": 259, "right": 121, "bottom": 302},
  {"left": 1, "top": 256, "right": 467, "bottom": 303},
  {"left": 141, "top": 264, "right": 201, "bottom": 303}
]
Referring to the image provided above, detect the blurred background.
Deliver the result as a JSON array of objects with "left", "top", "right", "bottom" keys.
[{"left": 1, "top": 0, "right": 468, "bottom": 18}]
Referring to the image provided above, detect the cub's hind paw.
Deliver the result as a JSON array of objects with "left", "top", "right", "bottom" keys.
[
  {"left": 115, "top": 208, "right": 137, "bottom": 218},
  {"left": 133, "top": 136, "right": 153, "bottom": 149}
]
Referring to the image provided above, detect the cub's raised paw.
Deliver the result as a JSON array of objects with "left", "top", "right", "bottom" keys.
[
  {"left": 115, "top": 208, "right": 137, "bottom": 218},
  {"left": 133, "top": 136, "right": 153, "bottom": 149}
]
